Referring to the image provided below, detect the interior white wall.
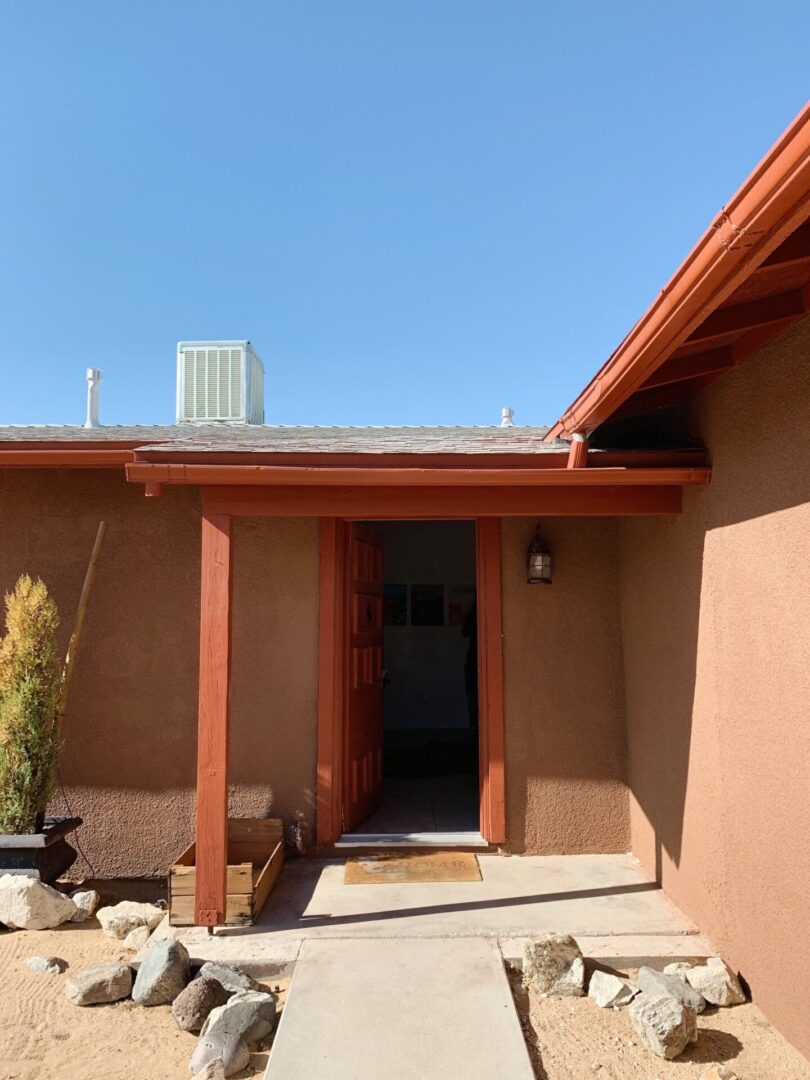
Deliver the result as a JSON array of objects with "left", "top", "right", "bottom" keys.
[{"left": 369, "top": 521, "right": 476, "bottom": 730}]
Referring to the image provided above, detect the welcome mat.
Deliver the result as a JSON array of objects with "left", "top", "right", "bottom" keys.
[{"left": 344, "top": 852, "right": 482, "bottom": 884}]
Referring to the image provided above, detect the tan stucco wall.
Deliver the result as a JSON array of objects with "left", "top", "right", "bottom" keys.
[
  {"left": 618, "top": 315, "right": 810, "bottom": 1057},
  {"left": 0, "top": 470, "right": 319, "bottom": 878},
  {"left": 501, "top": 518, "right": 629, "bottom": 853}
]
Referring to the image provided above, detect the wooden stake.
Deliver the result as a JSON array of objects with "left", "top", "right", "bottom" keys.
[{"left": 57, "top": 521, "right": 107, "bottom": 732}]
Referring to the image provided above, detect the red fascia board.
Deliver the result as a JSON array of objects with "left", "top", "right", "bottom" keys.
[
  {"left": 0, "top": 448, "right": 136, "bottom": 467},
  {"left": 547, "top": 102, "right": 810, "bottom": 440},
  {"left": 126, "top": 461, "right": 710, "bottom": 487},
  {"left": 132, "top": 449, "right": 571, "bottom": 469}
]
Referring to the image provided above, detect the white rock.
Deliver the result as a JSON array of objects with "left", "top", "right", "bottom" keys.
[
  {"left": 0, "top": 875, "right": 77, "bottom": 930},
  {"left": 70, "top": 889, "right": 100, "bottom": 922},
  {"left": 637, "top": 965, "right": 706, "bottom": 1013},
  {"left": 523, "top": 933, "right": 585, "bottom": 997},
  {"left": 629, "top": 992, "right": 698, "bottom": 1059},
  {"left": 96, "top": 900, "right": 164, "bottom": 939},
  {"left": 663, "top": 961, "right": 693, "bottom": 979},
  {"left": 685, "top": 958, "right": 745, "bottom": 1007},
  {"left": 195, "top": 1060, "right": 226, "bottom": 1080},
  {"left": 25, "top": 954, "right": 66, "bottom": 975},
  {"left": 122, "top": 925, "right": 152, "bottom": 951},
  {"left": 587, "top": 970, "right": 638, "bottom": 1008},
  {"left": 189, "top": 1032, "right": 250, "bottom": 1077},
  {"left": 201, "top": 988, "right": 278, "bottom": 1045},
  {"left": 700, "top": 1067, "right": 740, "bottom": 1080}
]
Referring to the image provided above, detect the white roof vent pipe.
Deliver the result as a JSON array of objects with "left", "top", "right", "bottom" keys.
[
  {"left": 84, "top": 368, "right": 102, "bottom": 428},
  {"left": 500, "top": 406, "right": 515, "bottom": 428}
]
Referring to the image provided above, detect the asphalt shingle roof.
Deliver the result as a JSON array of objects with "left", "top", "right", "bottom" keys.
[{"left": 0, "top": 424, "right": 560, "bottom": 455}]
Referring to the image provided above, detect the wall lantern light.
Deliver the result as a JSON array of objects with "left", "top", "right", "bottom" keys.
[{"left": 527, "top": 524, "right": 553, "bottom": 585}]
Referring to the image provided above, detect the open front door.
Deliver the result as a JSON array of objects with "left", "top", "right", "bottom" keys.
[{"left": 342, "top": 524, "right": 384, "bottom": 831}]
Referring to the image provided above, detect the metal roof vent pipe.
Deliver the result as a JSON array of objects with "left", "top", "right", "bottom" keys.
[
  {"left": 84, "top": 368, "right": 102, "bottom": 428},
  {"left": 500, "top": 406, "right": 515, "bottom": 427}
]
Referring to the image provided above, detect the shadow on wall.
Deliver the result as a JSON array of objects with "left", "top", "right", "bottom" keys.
[{"left": 621, "top": 314, "right": 810, "bottom": 880}]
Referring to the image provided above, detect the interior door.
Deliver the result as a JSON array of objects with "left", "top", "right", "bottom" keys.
[{"left": 342, "top": 524, "right": 385, "bottom": 832}]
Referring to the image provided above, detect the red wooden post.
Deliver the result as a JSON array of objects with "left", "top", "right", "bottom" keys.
[
  {"left": 476, "top": 518, "right": 506, "bottom": 844},
  {"left": 316, "top": 518, "right": 345, "bottom": 846},
  {"left": 195, "top": 499, "right": 233, "bottom": 926}
]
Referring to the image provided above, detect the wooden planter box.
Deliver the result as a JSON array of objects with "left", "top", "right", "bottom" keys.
[{"left": 169, "top": 818, "right": 284, "bottom": 927}]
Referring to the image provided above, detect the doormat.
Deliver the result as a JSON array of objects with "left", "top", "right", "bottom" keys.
[{"left": 344, "top": 852, "right": 482, "bottom": 884}]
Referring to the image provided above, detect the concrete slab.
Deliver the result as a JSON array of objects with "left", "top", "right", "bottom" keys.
[
  {"left": 160, "top": 854, "right": 712, "bottom": 976},
  {"left": 499, "top": 934, "right": 714, "bottom": 970},
  {"left": 264, "top": 937, "right": 534, "bottom": 1080}
]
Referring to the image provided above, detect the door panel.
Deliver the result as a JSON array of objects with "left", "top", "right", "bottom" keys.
[{"left": 342, "top": 524, "right": 385, "bottom": 831}]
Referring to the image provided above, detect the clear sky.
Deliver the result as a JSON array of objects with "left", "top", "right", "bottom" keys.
[{"left": 1, "top": 3, "right": 807, "bottom": 429}]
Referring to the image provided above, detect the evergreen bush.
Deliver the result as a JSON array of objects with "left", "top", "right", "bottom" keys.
[{"left": 0, "top": 576, "right": 62, "bottom": 834}]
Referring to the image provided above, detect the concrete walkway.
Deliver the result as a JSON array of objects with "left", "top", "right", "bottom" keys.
[
  {"left": 264, "top": 937, "right": 535, "bottom": 1080},
  {"left": 145, "top": 854, "right": 714, "bottom": 1080},
  {"left": 160, "top": 854, "right": 712, "bottom": 977}
]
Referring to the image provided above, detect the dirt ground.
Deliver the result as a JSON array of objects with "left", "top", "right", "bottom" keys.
[
  {"left": 509, "top": 967, "right": 810, "bottom": 1080},
  {"left": 0, "top": 915, "right": 288, "bottom": 1080}
]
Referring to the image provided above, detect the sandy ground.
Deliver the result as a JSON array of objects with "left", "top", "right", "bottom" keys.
[
  {"left": 0, "top": 917, "right": 288, "bottom": 1080},
  {"left": 509, "top": 967, "right": 810, "bottom": 1080}
]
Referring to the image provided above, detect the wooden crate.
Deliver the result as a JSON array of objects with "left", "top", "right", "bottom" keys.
[{"left": 168, "top": 818, "right": 284, "bottom": 927}]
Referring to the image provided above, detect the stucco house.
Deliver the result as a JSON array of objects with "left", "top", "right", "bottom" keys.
[{"left": 0, "top": 105, "right": 808, "bottom": 1054}]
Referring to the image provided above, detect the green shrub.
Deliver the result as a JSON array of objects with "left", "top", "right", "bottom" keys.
[{"left": 0, "top": 576, "right": 62, "bottom": 834}]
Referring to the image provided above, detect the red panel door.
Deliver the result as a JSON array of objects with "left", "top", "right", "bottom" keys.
[{"left": 342, "top": 525, "right": 385, "bottom": 832}]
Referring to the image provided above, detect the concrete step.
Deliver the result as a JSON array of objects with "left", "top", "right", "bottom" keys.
[{"left": 264, "top": 937, "right": 534, "bottom": 1080}]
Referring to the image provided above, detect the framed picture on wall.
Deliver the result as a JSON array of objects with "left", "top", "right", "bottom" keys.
[{"left": 410, "top": 584, "right": 444, "bottom": 626}]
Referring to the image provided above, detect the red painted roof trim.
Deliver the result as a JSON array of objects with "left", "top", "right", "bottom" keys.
[{"left": 546, "top": 102, "right": 810, "bottom": 441}]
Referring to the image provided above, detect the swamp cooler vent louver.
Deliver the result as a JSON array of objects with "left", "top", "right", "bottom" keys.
[{"left": 176, "top": 340, "right": 265, "bottom": 424}]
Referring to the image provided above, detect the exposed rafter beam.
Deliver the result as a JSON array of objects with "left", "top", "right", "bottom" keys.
[
  {"left": 641, "top": 347, "right": 736, "bottom": 389},
  {"left": 685, "top": 288, "right": 808, "bottom": 346},
  {"left": 761, "top": 221, "right": 810, "bottom": 267}
]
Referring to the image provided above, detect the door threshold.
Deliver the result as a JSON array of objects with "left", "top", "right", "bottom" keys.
[{"left": 336, "top": 831, "right": 489, "bottom": 849}]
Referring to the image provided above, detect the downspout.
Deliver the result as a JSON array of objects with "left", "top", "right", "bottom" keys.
[{"left": 566, "top": 432, "right": 589, "bottom": 469}]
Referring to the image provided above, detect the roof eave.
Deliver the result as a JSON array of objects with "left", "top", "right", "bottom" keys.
[{"left": 546, "top": 101, "right": 810, "bottom": 441}]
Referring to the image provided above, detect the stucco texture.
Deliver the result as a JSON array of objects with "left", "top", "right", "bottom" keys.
[
  {"left": 618, "top": 315, "right": 810, "bottom": 1058},
  {"left": 501, "top": 518, "right": 629, "bottom": 854},
  {"left": 0, "top": 470, "right": 319, "bottom": 878}
]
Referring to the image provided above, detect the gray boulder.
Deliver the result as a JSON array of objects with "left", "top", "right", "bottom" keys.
[
  {"left": 132, "top": 937, "right": 190, "bottom": 1006},
  {"left": 25, "top": 955, "right": 66, "bottom": 975},
  {"left": 65, "top": 962, "right": 133, "bottom": 1006},
  {"left": 201, "top": 988, "right": 278, "bottom": 1045},
  {"left": 96, "top": 900, "right": 165, "bottom": 939},
  {"left": 195, "top": 961, "right": 261, "bottom": 993},
  {"left": 189, "top": 1032, "right": 250, "bottom": 1077},
  {"left": 637, "top": 964, "right": 706, "bottom": 1013},
  {"left": 685, "top": 958, "right": 746, "bottom": 1007},
  {"left": 523, "top": 933, "right": 585, "bottom": 997},
  {"left": 70, "top": 889, "right": 100, "bottom": 922},
  {"left": 0, "top": 875, "right": 77, "bottom": 930},
  {"left": 173, "top": 974, "right": 231, "bottom": 1032},
  {"left": 629, "top": 992, "right": 698, "bottom": 1059},
  {"left": 587, "top": 969, "right": 638, "bottom": 1008}
]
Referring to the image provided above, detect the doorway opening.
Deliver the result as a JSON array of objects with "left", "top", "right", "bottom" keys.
[{"left": 345, "top": 520, "right": 479, "bottom": 836}]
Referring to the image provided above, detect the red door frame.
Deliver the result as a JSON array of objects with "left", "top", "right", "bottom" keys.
[{"left": 315, "top": 517, "right": 506, "bottom": 846}]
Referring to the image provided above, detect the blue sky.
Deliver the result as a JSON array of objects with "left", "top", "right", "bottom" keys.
[{"left": 1, "top": 3, "right": 807, "bottom": 428}]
